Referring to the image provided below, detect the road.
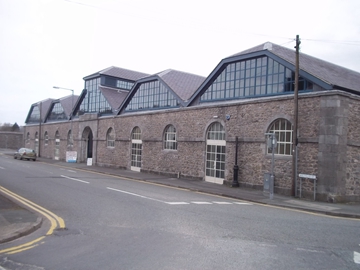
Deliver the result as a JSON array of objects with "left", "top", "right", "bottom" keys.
[{"left": 0, "top": 154, "right": 359, "bottom": 269}]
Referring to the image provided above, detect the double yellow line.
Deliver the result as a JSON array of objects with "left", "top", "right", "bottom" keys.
[{"left": 0, "top": 185, "right": 65, "bottom": 254}]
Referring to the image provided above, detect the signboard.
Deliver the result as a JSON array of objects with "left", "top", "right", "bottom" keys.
[
  {"left": 66, "top": 151, "right": 77, "bottom": 163},
  {"left": 87, "top": 158, "right": 93, "bottom": 166},
  {"left": 299, "top": 173, "right": 316, "bottom": 179}
]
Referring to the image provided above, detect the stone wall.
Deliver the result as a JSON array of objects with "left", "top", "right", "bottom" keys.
[
  {"left": 22, "top": 91, "right": 360, "bottom": 202},
  {"left": 0, "top": 132, "right": 23, "bottom": 150}
]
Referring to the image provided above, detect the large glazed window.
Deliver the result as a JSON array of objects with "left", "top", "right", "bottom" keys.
[
  {"left": 164, "top": 125, "right": 177, "bottom": 150},
  {"left": 201, "top": 57, "right": 313, "bottom": 102},
  {"left": 205, "top": 122, "right": 226, "bottom": 184},
  {"left": 125, "top": 80, "right": 179, "bottom": 111},
  {"left": 78, "top": 77, "right": 112, "bottom": 115},
  {"left": 106, "top": 128, "right": 115, "bottom": 148},
  {"left": 267, "top": 119, "right": 293, "bottom": 156}
]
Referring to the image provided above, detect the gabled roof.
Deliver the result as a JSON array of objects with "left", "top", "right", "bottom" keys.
[
  {"left": 155, "top": 69, "right": 205, "bottom": 101},
  {"left": 229, "top": 42, "right": 360, "bottom": 93},
  {"left": 83, "top": 66, "right": 149, "bottom": 81},
  {"left": 117, "top": 69, "right": 205, "bottom": 114},
  {"left": 99, "top": 86, "right": 128, "bottom": 111},
  {"left": 187, "top": 42, "right": 360, "bottom": 106}
]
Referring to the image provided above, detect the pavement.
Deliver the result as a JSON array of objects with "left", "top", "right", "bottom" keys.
[{"left": 1, "top": 151, "right": 360, "bottom": 244}]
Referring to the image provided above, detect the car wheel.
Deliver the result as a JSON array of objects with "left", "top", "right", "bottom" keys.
[
  {"left": 20, "top": 157, "right": 23, "bottom": 160},
  {"left": 33, "top": 159, "right": 36, "bottom": 161},
  {"left": 14, "top": 156, "right": 17, "bottom": 159}
]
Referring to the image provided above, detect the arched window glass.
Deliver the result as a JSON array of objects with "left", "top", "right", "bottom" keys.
[
  {"left": 207, "top": 122, "right": 225, "bottom": 140},
  {"left": 107, "top": 128, "right": 115, "bottom": 148},
  {"left": 164, "top": 125, "right": 177, "bottom": 150},
  {"left": 267, "top": 119, "right": 293, "bottom": 155},
  {"left": 131, "top": 126, "right": 141, "bottom": 140}
]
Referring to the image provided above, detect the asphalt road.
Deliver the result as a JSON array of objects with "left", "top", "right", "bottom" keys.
[{"left": 0, "top": 155, "right": 359, "bottom": 269}]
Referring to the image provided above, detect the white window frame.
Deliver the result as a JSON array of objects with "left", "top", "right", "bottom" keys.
[
  {"left": 164, "top": 125, "right": 177, "bottom": 150},
  {"left": 267, "top": 119, "right": 293, "bottom": 156}
]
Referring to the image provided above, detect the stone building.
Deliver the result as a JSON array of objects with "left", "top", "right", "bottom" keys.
[{"left": 23, "top": 42, "right": 360, "bottom": 203}]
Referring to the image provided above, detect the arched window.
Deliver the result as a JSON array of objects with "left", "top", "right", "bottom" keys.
[
  {"left": 267, "top": 119, "right": 293, "bottom": 156},
  {"left": 164, "top": 125, "right": 177, "bottom": 150},
  {"left": 35, "top": 132, "right": 39, "bottom": 155},
  {"left": 205, "top": 122, "right": 226, "bottom": 184},
  {"left": 107, "top": 128, "right": 115, "bottom": 148},
  {"left": 67, "top": 130, "right": 73, "bottom": 147},
  {"left": 44, "top": 131, "right": 48, "bottom": 146},
  {"left": 131, "top": 127, "right": 142, "bottom": 171},
  {"left": 26, "top": 132, "right": 30, "bottom": 144},
  {"left": 55, "top": 130, "right": 60, "bottom": 160}
]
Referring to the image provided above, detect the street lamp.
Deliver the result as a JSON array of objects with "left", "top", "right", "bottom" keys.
[{"left": 53, "top": 86, "right": 74, "bottom": 148}]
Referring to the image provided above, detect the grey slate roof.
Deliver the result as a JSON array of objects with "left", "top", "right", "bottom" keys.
[
  {"left": 228, "top": 42, "right": 360, "bottom": 93},
  {"left": 99, "top": 86, "right": 128, "bottom": 110},
  {"left": 59, "top": 95, "right": 80, "bottom": 118},
  {"left": 153, "top": 69, "right": 206, "bottom": 101},
  {"left": 83, "top": 66, "right": 149, "bottom": 81}
]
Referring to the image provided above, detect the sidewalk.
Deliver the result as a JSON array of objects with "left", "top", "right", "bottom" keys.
[{"left": 1, "top": 153, "right": 360, "bottom": 244}]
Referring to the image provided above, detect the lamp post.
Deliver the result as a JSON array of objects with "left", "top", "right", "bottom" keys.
[{"left": 53, "top": 86, "right": 74, "bottom": 148}]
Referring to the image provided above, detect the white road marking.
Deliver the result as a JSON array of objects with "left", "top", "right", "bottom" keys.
[
  {"left": 0, "top": 166, "right": 4, "bottom": 169},
  {"left": 166, "top": 202, "right": 190, "bottom": 205},
  {"left": 296, "top": 248, "right": 324, "bottom": 253},
  {"left": 354, "top": 251, "right": 360, "bottom": 264},
  {"left": 107, "top": 188, "right": 254, "bottom": 206},
  {"left": 212, "top": 201, "right": 233, "bottom": 204},
  {"left": 60, "top": 175, "right": 89, "bottom": 184},
  {"left": 191, "top": 201, "right": 212, "bottom": 204},
  {"left": 233, "top": 202, "right": 253, "bottom": 205},
  {"left": 107, "top": 187, "right": 166, "bottom": 203}
]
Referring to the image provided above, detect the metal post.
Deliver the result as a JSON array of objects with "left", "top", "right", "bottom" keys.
[
  {"left": 232, "top": 136, "right": 239, "bottom": 187},
  {"left": 270, "top": 134, "right": 275, "bottom": 199},
  {"left": 292, "top": 35, "right": 300, "bottom": 197}
]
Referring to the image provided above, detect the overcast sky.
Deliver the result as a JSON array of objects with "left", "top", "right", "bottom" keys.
[{"left": 0, "top": 0, "right": 359, "bottom": 126}]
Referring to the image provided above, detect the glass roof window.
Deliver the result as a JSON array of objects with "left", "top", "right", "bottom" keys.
[
  {"left": 27, "top": 105, "right": 40, "bottom": 123},
  {"left": 47, "top": 103, "right": 67, "bottom": 122},
  {"left": 125, "top": 80, "right": 179, "bottom": 112},
  {"left": 201, "top": 56, "right": 313, "bottom": 102},
  {"left": 102, "top": 76, "right": 134, "bottom": 90},
  {"left": 78, "top": 77, "right": 113, "bottom": 116}
]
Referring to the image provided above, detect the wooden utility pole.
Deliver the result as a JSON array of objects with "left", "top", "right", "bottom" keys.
[{"left": 292, "top": 35, "right": 300, "bottom": 196}]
